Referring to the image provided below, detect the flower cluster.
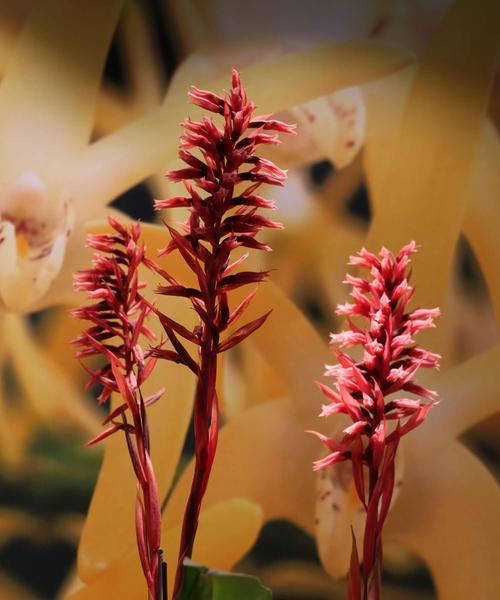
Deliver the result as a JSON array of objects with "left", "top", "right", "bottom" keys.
[
  {"left": 71, "top": 216, "right": 166, "bottom": 600},
  {"left": 309, "top": 242, "right": 440, "bottom": 599},
  {"left": 153, "top": 70, "right": 295, "bottom": 596}
]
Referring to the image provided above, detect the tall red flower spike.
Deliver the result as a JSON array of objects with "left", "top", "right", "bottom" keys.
[
  {"left": 153, "top": 69, "right": 295, "bottom": 598},
  {"left": 308, "top": 242, "right": 440, "bottom": 600},
  {"left": 71, "top": 216, "right": 167, "bottom": 600}
]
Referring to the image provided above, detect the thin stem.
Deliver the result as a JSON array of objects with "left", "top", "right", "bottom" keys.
[{"left": 173, "top": 260, "right": 220, "bottom": 598}]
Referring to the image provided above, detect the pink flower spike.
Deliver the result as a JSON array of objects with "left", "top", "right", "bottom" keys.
[
  {"left": 308, "top": 241, "right": 441, "bottom": 599},
  {"left": 343, "top": 421, "right": 367, "bottom": 437},
  {"left": 306, "top": 429, "right": 347, "bottom": 453},
  {"left": 313, "top": 451, "right": 348, "bottom": 471}
]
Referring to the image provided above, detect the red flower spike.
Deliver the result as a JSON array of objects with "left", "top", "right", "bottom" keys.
[
  {"left": 309, "top": 242, "right": 440, "bottom": 600},
  {"left": 154, "top": 70, "right": 294, "bottom": 598},
  {"left": 71, "top": 216, "right": 167, "bottom": 600}
]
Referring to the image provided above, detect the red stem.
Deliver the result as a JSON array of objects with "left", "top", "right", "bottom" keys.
[
  {"left": 124, "top": 308, "right": 162, "bottom": 599},
  {"left": 173, "top": 249, "right": 221, "bottom": 598},
  {"left": 364, "top": 463, "right": 382, "bottom": 600}
]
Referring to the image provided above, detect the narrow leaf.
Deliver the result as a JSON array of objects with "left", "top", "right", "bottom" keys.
[
  {"left": 218, "top": 270, "right": 269, "bottom": 292},
  {"left": 85, "top": 423, "right": 122, "bottom": 446},
  {"left": 218, "top": 311, "right": 272, "bottom": 353},
  {"left": 348, "top": 528, "right": 362, "bottom": 600}
]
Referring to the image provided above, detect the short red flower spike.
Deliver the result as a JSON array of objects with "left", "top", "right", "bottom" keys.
[
  {"left": 71, "top": 216, "right": 166, "bottom": 600},
  {"left": 153, "top": 69, "right": 295, "bottom": 597},
  {"left": 308, "top": 242, "right": 440, "bottom": 600}
]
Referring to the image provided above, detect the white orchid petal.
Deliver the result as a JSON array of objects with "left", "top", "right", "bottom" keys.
[
  {"left": 0, "top": 220, "right": 16, "bottom": 277},
  {"left": 315, "top": 446, "right": 404, "bottom": 577},
  {"left": 0, "top": 171, "right": 75, "bottom": 312},
  {"left": 293, "top": 87, "right": 366, "bottom": 169},
  {"left": 35, "top": 232, "right": 68, "bottom": 292}
]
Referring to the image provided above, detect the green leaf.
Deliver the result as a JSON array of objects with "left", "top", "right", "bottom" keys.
[{"left": 178, "top": 561, "right": 272, "bottom": 600}]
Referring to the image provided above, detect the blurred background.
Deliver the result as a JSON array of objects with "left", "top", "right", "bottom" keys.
[{"left": 0, "top": 1, "right": 498, "bottom": 598}]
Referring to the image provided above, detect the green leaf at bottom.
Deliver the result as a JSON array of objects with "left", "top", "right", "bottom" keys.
[{"left": 178, "top": 561, "right": 272, "bottom": 600}]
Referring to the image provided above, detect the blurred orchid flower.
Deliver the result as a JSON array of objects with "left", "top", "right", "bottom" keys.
[
  {"left": 0, "top": 1, "right": 123, "bottom": 312},
  {"left": 0, "top": 0, "right": 415, "bottom": 313}
]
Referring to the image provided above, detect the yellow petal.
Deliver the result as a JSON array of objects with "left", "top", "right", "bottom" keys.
[
  {"left": 3, "top": 313, "right": 101, "bottom": 435},
  {"left": 67, "top": 499, "right": 262, "bottom": 600},
  {"left": 0, "top": 0, "right": 122, "bottom": 184},
  {"left": 229, "top": 273, "right": 329, "bottom": 423},
  {"left": 192, "top": 499, "right": 262, "bottom": 570},
  {"left": 0, "top": 311, "right": 24, "bottom": 467},
  {"left": 364, "top": 0, "right": 500, "bottom": 321},
  {"left": 270, "top": 198, "right": 363, "bottom": 315},
  {"left": 227, "top": 342, "right": 287, "bottom": 417},
  {"left": 39, "top": 307, "right": 89, "bottom": 382},
  {"left": 120, "top": 0, "right": 164, "bottom": 108},
  {"left": 164, "top": 0, "right": 212, "bottom": 52},
  {"left": 424, "top": 344, "right": 500, "bottom": 441},
  {"left": 0, "top": 386, "right": 25, "bottom": 468},
  {"left": 386, "top": 440, "right": 500, "bottom": 599},
  {"left": 463, "top": 122, "right": 500, "bottom": 321},
  {"left": 363, "top": 67, "right": 499, "bottom": 362},
  {"left": 165, "top": 399, "right": 318, "bottom": 537}
]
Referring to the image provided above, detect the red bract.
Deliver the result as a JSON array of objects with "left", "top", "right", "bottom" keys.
[
  {"left": 308, "top": 242, "right": 440, "bottom": 600},
  {"left": 71, "top": 216, "right": 166, "bottom": 600},
  {"left": 153, "top": 69, "right": 295, "bottom": 598}
]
